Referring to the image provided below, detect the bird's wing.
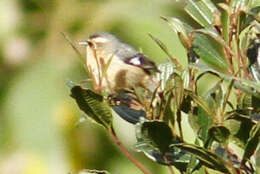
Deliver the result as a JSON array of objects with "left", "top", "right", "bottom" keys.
[{"left": 123, "top": 53, "right": 160, "bottom": 74}]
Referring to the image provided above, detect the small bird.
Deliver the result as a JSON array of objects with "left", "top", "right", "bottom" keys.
[{"left": 79, "top": 32, "right": 160, "bottom": 94}]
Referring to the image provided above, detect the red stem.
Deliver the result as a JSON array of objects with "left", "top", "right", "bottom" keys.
[{"left": 108, "top": 128, "right": 152, "bottom": 174}]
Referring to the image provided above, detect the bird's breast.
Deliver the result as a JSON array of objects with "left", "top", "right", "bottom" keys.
[{"left": 86, "top": 46, "right": 154, "bottom": 92}]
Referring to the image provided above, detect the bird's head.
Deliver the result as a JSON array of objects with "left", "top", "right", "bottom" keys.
[{"left": 79, "top": 32, "right": 120, "bottom": 54}]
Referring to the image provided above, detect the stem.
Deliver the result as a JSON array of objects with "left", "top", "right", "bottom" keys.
[
  {"left": 221, "top": 79, "right": 234, "bottom": 117},
  {"left": 108, "top": 128, "right": 152, "bottom": 174},
  {"left": 224, "top": 46, "right": 234, "bottom": 75},
  {"left": 177, "top": 110, "right": 183, "bottom": 141},
  {"left": 163, "top": 156, "right": 175, "bottom": 174},
  {"left": 166, "top": 165, "right": 175, "bottom": 174}
]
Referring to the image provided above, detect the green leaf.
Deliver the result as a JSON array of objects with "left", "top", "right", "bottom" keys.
[
  {"left": 134, "top": 141, "right": 189, "bottom": 171},
  {"left": 149, "top": 34, "right": 183, "bottom": 71},
  {"left": 78, "top": 169, "right": 110, "bottom": 174},
  {"left": 157, "top": 62, "right": 175, "bottom": 90},
  {"left": 137, "top": 121, "right": 173, "bottom": 154},
  {"left": 218, "top": 3, "right": 230, "bottom": 42},
  {"left": 209, "top": 126, "right": 230, "bottom": 144},
  {"left": 185, "top": 90, "right": 214, "bottom": 117},
  {"left": 161, "top": 16, "right": 193, "bottom": 48},
  {"left": 185, "top": 0, "right": 219, "bottom": 28},
  {"left": 190, "top": 64, "right": 260, "bottom": 98},
  {"left": 241, "top": 6, "right": 260, "bottom": 31},
  {"left": 163, "top": 73, "right": 185, "bottom": 137},
  {"left": 197, "top": 107, "right": 213, "bottom": 143},
  {"left": 163, "top": 92, "right": 175, "bottom": 126},
  {"left": 237, "top": 93, "right": 252, "bottom": 113},
  {"left": 171, "top": 143, "right": 234, "bottom": 174},
  {"left": 185, "top": 154, "right": 200, "bottom": 174},
  {"left": 135, "top": 121, "right": 190, "bottom": 171},
  {"left": 252, "top": 95, "right": 260, "bottom": 113},
  {"left": 242, "top": 121, "right": 260, "bottom": 164},
  {"left": 195, "top": 28, "right": 229, "bottom": 49},
  {"left": 202, "top": 79, "right": 224, "bottom": 114},
  {"left": 70, "top": 86, "right": 112, "bottom": 129},
  {"left": 230, "top": 0, "right": 249, "bottom": 9},
  {"left": 193, "top": 33, "right": 229, "bottom": 72},
  {"left": 165, "top": 72, "right": 184, "bottom": 109},
  {"left": 225, "top": 112, "right": 255, "bottom": 148},
  {"left": 173, "top": 73, "right": 185, "bottom": 109}
]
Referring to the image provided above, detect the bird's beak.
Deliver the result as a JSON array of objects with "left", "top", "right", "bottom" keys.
[{"left": 78, "top": 40, "right": 91, "bottom": 46}]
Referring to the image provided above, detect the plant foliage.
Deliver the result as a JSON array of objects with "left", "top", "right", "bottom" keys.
[{"left": 68, "top": 0, "right": 260, "bottom": 173}]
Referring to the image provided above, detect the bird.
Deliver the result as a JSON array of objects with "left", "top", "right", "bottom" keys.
[{"left": 79, "top": 32, "right": 160, "bottom": 94}]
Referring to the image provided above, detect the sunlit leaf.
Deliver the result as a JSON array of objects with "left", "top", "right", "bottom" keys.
[
  {"left": 195, "top": 28, "right": 229, "bottom": 48},
  {"left": 186, "top": 88, "right": 213, "bottom": 143},
  {"left": 157, "top": 62, "right": 175, "bottom": 90},
  {"left": 185, "top": 154, "right": 200, "bottom": 174},
  {"left": 193, "top": 33, "right": 229, "bottom": 72},
  {"left": 225, "top": 112, "right": 255, "bottom": 148},
  {"left": 135, "top": 121, "right": 190, "bottom": 171},
  {"left": 137, "top": 121, "right": 173, "bottom": 154},
  {"left": 70, "top": 86, "right": 112, "bottom": 129},
  {"left": 185, "top": 89, "right": 214, "bottom": 117},
  {"left": 149, "top": 34, "right": 183, "bottom": 71},
  {"left": 202, "top": 79, "right": 224, "bottom": 114},
  {"left": 163, "top": 72, "right": 185, "bottom": 136},
  {"left": 197, "top": 107, "right": 213, "bottom": 143},
  {"left": 165, "top": 72, "right": 184, "bottom": 109},
  {"left": 134, "top": 141, "right": 189, "bottom": 171},
  {"left": 209, "top": 126, "right": 230, "bottom": 144},
  {"left": 163, "top": 92, "right": 175, "bottom": 126},
  {"left": 242, "top": 121, "right": 260, "bottom": 164},
  {"left": 161, "top": 16, "right": 193, "bottom": 48},
  {"left": 171, "top": 143, "right": 234, "bottom": 174},
  {"left": 190, "top": 64, "right": 260, "bottom": 98},
  {"left": 230, "top": 0, "right": 249, "bottom": 9},
  {"left": 218, "top": 3, "right": 230, "bottom": 42},
  {"left": 241, "top": 6, "right": 260, "bottom": 31},
  {"left": 185, "top": 0, "right": 219, "bottom": 28}
]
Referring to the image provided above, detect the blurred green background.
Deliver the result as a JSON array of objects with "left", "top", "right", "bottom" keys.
[{"left": 0, "top": 0, "right": 188, "bottom": 173}]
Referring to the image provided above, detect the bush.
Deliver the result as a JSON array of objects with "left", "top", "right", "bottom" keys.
[{"left": 68, "top": 0, "right": 260, "bottom": 174}]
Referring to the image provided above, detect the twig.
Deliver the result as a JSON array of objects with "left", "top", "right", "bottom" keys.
[
  {"left": 60, "top": 32, "right": 85, "bottom": 64},
  {"left": 61, "top": 32, "right": 92, "bottom": 82},
  {"left": 177, "top": 110, "right": 183, "bottom": 141},
  {"left": 108, "top": 128, "right": 152, "bottom": 174},
  {"left": 163, "top": 156, "right": 175, "bottom": 174},
  {"left": 221, "top": 79, "right": 234, "bottom": 117}
]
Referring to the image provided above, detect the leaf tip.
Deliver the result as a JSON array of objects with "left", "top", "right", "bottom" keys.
[
  {"left": 160, "top": 15, "right": 168, "bottom": 22},
  {"left": 66, "top": 80, "right": 77, "bottom": 89}
]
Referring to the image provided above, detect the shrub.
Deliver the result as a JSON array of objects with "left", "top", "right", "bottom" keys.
[{"left": 67, "top": 0, "right": 260, "bottom": 174}]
